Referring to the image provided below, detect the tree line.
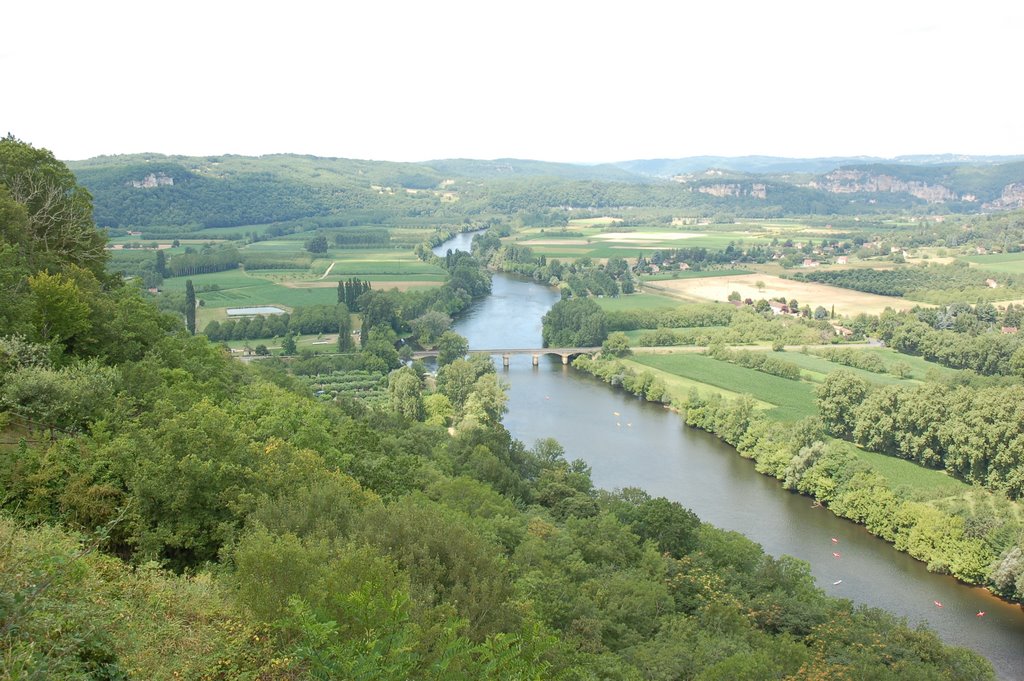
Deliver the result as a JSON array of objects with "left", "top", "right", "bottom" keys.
[
  {"left": 817, "top": 371, "right": 1024, "bottom": 500},
  {"left": 202, "top": 304, "right": 351, "bottom": 341}
]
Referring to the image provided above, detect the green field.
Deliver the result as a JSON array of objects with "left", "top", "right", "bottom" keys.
[
  {"left": 593, "top": 292, "right": 685, "bottom": 312},
  {"left": 620, "top": 357, "right": 773, "bottom": 408},
  {"left": 641, "top": 269, "right": 753, "bottom": 281},
  {"left": 508, "top": 228, "right": 775, "bottom": 260},
  {"left": 835, "top": 441, "right": 970, "bottom": 498},
  {"left": 629, "top": 352, "right": 817, "bottom": 421},
  {"left": 960, "top": 251, "right": 1024, "bottom": 274},
  {"left": 766, "top": 351, "right": 913, "bottom": 386},
  {"left": 622, "top": 327, "right": 731, "bottom": 344}
]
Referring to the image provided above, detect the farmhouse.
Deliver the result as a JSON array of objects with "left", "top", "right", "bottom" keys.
[
  {"left": 768, "top": 301, "right": 789, "bottom": 315},
  {"left": 802, "top": 259, "right": 819, "bottom": 268},
  {"left": 835, "top": 256, "right": 848, "bottom": 265},
  {"left": 986, "top": 279, "right": 998, "bottom": 288}
]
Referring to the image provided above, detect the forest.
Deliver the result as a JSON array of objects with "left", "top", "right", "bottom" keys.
[{"left": 0, "top": 140, "right": 1001, "bottom": 678}]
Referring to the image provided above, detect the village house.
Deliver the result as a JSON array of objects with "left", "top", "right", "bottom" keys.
[
  {"left": 835, "top": 256, "right": 848, "bottom": 265},
  {"left": 768, "top": 301, "right": 789, "bottom": 315},
  {"left": 986, "top": 279, "right": 998, "bottom": 288},
  {"left": 802, "top": 258, "right": 819, "bottom": 268}
]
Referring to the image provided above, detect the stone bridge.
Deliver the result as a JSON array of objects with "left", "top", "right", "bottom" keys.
[{"left": 411, "top": 347, "right": 601, "bottom": 366}]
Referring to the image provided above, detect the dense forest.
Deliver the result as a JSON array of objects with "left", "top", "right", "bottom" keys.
[{"left": 0, "top": 139, "right": 1000, "bottom": 678}]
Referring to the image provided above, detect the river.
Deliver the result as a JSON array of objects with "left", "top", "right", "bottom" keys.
[{"left": 433, "top": 234, "right": 1024, "bottom": 678}]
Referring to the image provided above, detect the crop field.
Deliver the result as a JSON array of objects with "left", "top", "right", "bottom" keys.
[
  {"left": 834, "top": 441, "right": 970, "bottom": 497},
  {"left": 765, "top": 351, "right": 913, "bottom": 386},
  {"left": 593, "top": 292, "right": 686, "bottom": 312},
  {"left": 961, "top": 251, "right": 1024, "bottom": 274},
  {"left": 508, "top": 228, "right": 775, "bottom": 260},
  {"left": 642, "top": 268, "right": 752, "bottom": 281},
  {"left": 842, "top": 347, "right": 966, "bottom": 382},
  {"left": 155, "top": 238, "right": 445, "bottom": 321},
  {"left": 629, "top": 352, "right": 817, "bottom": 421},
  {"left": 619, "top": 358, "right": 773, "bottom": 408},
  {"left": 621, "top": 327, "right": 730, "bottom": 344},
  {"left": 646, "top": 273, "right": 915, "bottom": 316}
]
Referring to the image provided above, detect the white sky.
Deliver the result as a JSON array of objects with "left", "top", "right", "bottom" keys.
[{"left": 3, "top": 0, "right": 1022, "bottom": 163}]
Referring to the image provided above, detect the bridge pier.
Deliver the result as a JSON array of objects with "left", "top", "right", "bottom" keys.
[
  {"left": 502, "top": 353, "right": 510, "bottom": 368},
  {"left": 561, "top": 354, "right": 569, "bottom": 365},
  {"left": 532, "top": 353, "right": 539, "bottom": 366}
]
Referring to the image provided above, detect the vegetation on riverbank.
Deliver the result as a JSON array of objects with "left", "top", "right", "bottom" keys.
[{"left": 572, "top": 345, "right": 1024, "bottom": 604}]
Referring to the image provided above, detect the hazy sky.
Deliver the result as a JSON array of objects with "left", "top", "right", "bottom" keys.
[{"left": 4, "top": 1, "right": 1021, "bottom": 163}]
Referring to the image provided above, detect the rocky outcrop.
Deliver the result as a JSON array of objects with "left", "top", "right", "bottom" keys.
[
  {"left": 128, "top": 173, "right": 174, "bottom": 189},
  {"left": 983, "top": 183, "right": 1024, "bottom": 210},
  {"left": 695, "top": 183, "right": 767, "bottom": 199},
  {"left": 811, "top": 170, "right": 957, "bottom": 203}
]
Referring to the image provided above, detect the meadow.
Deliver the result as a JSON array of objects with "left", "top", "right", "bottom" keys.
[
  {"left": 628, "top": 352, "right": 818, "bottom": 421},
  {"left": 960, "top": 251, "right": 1024, "bottom": 274},
  {"left": 508, "top": 226, "right": 776, "bottom": 260}
]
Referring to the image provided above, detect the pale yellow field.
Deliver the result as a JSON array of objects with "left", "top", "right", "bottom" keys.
[
  {"left": 646, "top": 273, "right": 914, "bottom": 317},
  {"left": 520, "top": 239, "right": 591, "bottom": 246}
]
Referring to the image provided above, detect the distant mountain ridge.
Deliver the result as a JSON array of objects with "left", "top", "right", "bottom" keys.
[
  {"left": 66, "top": 152, "right": 1024, "bottom": 231},
  {"left": 612, "top": 154, "right": 1024, "bottom": 178}
]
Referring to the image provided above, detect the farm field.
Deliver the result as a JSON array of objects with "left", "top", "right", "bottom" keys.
[
  {"left": 765, "top": 350, "right": 913, "bottom": 386},
  {"left": 961, "top": 251, "right": 1024, "bottom": 274},
  {"left": 618, "top": 358, "right": 773, "bottom": 409},
  {"left": 641, "top": 268, "right": 752, "bottom": 281},
  {"left": 592, "top": 291, "right": 687, "bottom": 312},
  {"left": 507, "top": 227, "right": 775, "bottom": 260},
  {"left": 629, "top": 352, "right": 817, "bottom": 421},
  {"left": 157, "top": 245, "right": 444, "bottom": 328},
  {"left": 840, "top": 441, "right": 970, "bottom": 498},
  {"left": 646, "top": 272, "right": 915, "bottom": 316}
]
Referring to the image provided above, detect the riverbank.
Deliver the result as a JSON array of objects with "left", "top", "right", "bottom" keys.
[{"left": 572, "top": 351, "right": 1024, "bottom": 608}]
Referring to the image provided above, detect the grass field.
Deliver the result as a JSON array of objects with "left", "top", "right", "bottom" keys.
[
  {"left": 960, "top": 251, "right": 1024, "bottom": 274},
  {"left": 646, "top": 273, "right": 914, "bottom": 316},
  {"left": 593, "top": 292, "right": 686, "bottom": 312},
  {"left": 641, "top": 268, "right": 752, "bottom": 281},
  {"left": 508, "top": 227, "right": 775, "bottom": 260},
  {"left": 629, "top": 352, "right": 817, "bottom": 421},
  {"left": 766, "top": 351, "right": 913, "bottom": 386},
  {"left": 833, "top": 441, "right": 970, "bottom": 498},
  {"left": 619, "top": 358, "right": 774, "bottom": 409}
]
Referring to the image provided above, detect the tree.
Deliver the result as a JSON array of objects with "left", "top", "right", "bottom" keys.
[
  {"left": 816, "top": 371, "right": 869, "bottom": 438},
  {"left": 602, "top": 332, "right": 631, "bottom": 357},
  {"left": 728, "top": 290, "right": 741, "bottom": 302},
  {"left": 388, "top": 366, "right": 424, "bottom": 420},
  {"left": 410, "top": 310, "right": 452, "bottom": 346},
  {"left": 436, "top": 331, "right": 469, "bottom": 367},
  {"left": 305, "top": 234, "right": 328, "bottom": 254},
  {"left": 184, "top": 279, "right": 196, "bottom": 334},
  {"left": 155, "top": 249, "right": 167, "bottom": 278},
  {"left": 336, "top": 304, "right": 353, "bottom": 352},
  {"left": 0, "top": 136, "right": 108, "bottom": 280},
  {"left": 541, "top": 298, "right": 607, "bottom": 347},
  {"left": 813, "top": 306, "right": 829, "bottom": 320},
  {"left": 281, "top": 331, "right": 297, "bottom": 355}
]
